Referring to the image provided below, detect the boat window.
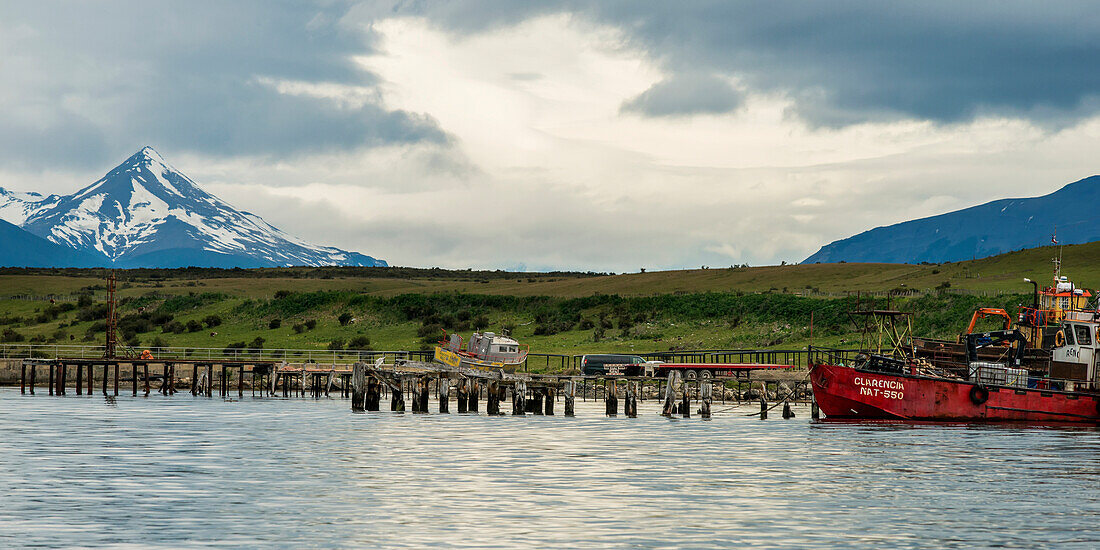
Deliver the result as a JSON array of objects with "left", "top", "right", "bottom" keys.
[
  {"left": 1074, "top": 324, "right": 1092, "bottom": 346},
  {"left": 1061, "top": 296, "right": 1070, "bottom": 310},
  {"left": 1064, "top": 326, "right": 1076, "bottom": 346}
]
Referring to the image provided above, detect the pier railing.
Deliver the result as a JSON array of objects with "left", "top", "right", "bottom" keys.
[
  {"left": 2, "top": 344, "right": 854, "bottom": 372},
  {"left": 0, "top": 344, "right": 435, "bottom": 365}
]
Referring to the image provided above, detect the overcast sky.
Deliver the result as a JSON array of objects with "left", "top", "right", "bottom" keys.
[{"left": 2, "top": 1, "right": 1099, "bottom": 271}]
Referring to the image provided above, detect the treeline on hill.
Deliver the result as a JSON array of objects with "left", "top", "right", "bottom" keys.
[
  {"left": 234, "top": 289, "right": 1033, "bottom": 342},
  {"left": 0, "top": 266, "right": 608, "bottom": 282},
  {"left": 2, "top": 284, "right": 1033, "bottom": 351}
]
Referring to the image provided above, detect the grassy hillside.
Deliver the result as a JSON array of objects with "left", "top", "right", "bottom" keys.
[{"left": 0, "top": 241, "right": 1094, "bottom": 362}]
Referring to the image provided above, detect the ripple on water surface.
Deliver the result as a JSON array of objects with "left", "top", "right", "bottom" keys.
[{"left": 1, "top": 388, "right": 1097, "bottom": 549}]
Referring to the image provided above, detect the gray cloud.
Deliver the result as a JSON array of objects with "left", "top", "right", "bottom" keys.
[
  {"left": 370, "top": 0, "right": 1100, "bottom": 127},
  {"left": 0, "top": 1, "right": 444, "bottom": 170},
  {"left": 621, "top": 74, "right": 743, "bottom": 117}
]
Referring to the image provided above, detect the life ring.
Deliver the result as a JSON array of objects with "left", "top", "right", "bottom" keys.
[
  {"left": 969, "top": 385, "right": 989, "bottom": 405},
  {"left": 1054, "top": 330, "right": 1066, "bottom": 347}
]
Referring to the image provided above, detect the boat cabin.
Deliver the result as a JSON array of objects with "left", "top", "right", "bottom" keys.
[{"left": 466, "top": 331, "right": 524, "bottom": 362}]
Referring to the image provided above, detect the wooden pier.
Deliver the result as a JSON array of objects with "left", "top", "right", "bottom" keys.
[{"left": 16, "top": 356, "right": 812, "bottom": 420}]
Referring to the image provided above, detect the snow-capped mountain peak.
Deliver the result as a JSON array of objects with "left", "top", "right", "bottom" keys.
[
  {"left": 12, "top": 147, "right": 385, "bottom": 268},
  {"left": 0, "top": 186, "right": 61, "bottom": 226}
]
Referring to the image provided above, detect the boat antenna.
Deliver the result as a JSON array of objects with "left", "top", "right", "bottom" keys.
[{"left": 1052, "top": 226, "right": 1061, "bottom": 282}]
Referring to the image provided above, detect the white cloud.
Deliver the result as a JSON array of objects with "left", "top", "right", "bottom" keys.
[{"left": 4, "top": 10, "right": 1100, "bottom": 271}]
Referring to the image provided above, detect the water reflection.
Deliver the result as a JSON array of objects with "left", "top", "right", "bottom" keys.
[{"left": 1, "top": 388, "right": 1097, "bottom": 548}]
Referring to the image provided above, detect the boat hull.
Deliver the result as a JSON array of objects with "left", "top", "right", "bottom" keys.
[
  {"left": 810, "top": 362, "right": 1100, "bottom": 423},
  {"left": 434, "top": 346, "right": 520, "bottom": 373}
]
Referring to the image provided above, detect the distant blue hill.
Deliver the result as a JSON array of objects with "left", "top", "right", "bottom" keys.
[
  {"left": 0, "top": 219, "right": 106, "bottom": 268},
  {"left": 804, "top": 175, "right": 1100, "bottom": 264}
]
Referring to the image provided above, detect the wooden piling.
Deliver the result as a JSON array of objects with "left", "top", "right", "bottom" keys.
[
  {"left": 366, "top": 377, "right": 380, "bottom": 411},
  {"left": 512, "top": 381, "right": 526, "bottom": 416},
  {"left": 29, "top": 364, "right": 36, "bottom": 395},
  {"left": 351, "top": 363, "right": 366, "bottom": 411},
  {"left": 544, "top": 387, "right": 555, "bottom": 416},
  {"left": 625, "top": 381, "right": 637, "bottom": 418},
  {"left": 486, "top": 381, "right": 499, "bottom": 415},
  {"left": 20, "top": 363, "right": 26, "bottom": 395},
  {"left": 61, "top": 363, "right": 67, "bottom": 395},
  {"left": 410, "top": 377, "right": 427, "bottom": 413},
  {"left": 661, "top": 371, "right": 678, "bottom": 417},
  {"left": 467, "top": 380, "right": 479, "bottom": 413},
  {"left": 113, "top": 363, "right": 119, "bottom": 396},
  {"left": 605, "top": 379, "right": 618, "bottom": 417},
  {"left": 782, "top": 401, "right": 795, "bottom": 419},
  {"left": 700, "top": 381, "right": 712, "bottom": 419},
  {"left": 191, "top": 365, "right": 199, "bottom": 395},
  {"left": 811, "top": 397, "right": 820, "bottom": 420},
  {"left": 143, "top": 364, "right": 150, "bottom": 396},
  {"left": 681, "top": 382, "right": 690, "bottom": 418},
  {"left": 564, "top": 379, "right": 576, "bottom": 417},
  {"left": 527, "top": 387, "right": 543, "bottom": 414},
  {"left": 456, "top": 378, "right": 468, "bottom": 413},
  {"left": 391, "top": 382, "right": 405, "bottom": 412},
  {"left": 759, "top": 397, "right": 768, "bottom": 420},
  {"left": 439, "top": 377, "right": 450, "bottom": 413},
  {"left": 48, "top": 363, "right": 54, "bottom": 396}
]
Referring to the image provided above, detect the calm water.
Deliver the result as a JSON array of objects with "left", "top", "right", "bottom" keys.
[{"left": 1, "top": 387, "right": 1097, "bottom": 549}]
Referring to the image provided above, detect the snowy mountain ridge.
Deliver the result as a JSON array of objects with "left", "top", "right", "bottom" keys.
[{"left": 1, "top": 147, "right": 385, "bottom": 268}]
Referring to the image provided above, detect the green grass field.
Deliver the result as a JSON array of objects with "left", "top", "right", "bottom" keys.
[{"left": 0, "top": 242, "right": 1093, "bottom": 358}]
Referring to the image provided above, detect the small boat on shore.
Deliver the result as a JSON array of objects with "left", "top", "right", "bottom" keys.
[
  {"left": 433, "top": 330, "right": 529, "bottom": 372},
  {"left": 810, "top": 260, "right": 1100, "bottom": 423}
]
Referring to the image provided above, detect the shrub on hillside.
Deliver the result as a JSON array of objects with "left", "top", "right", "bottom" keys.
[
  {"left": 1, "top": 328, "right": 25, "bottom": 342},
  {"left": 417, "top": 323, "right": 443, "bottom": 338},
  {"left": 223, "top": 342, "right": 246, "bottom": 355},
  {"left": 338, "top": 312, "right": 353, "bottom": 326},
  {"left": 304, "top": 319, "right": 317, "bottom": 330},
  {"left": 186, "top": 320, "right": 203, "bottom": 332},
  {"left": 327, "top": 338, "right": 344, "bottom": 351},
  {"left": 269, "top": 318, "right": 282, "bottom": 329},
  {"left": 203, "top": 315, "right": 222, "bottom": 328},
  {"left": 292, "top": 323, "right": 305, "bottom": 334},
  {"left": 159, "top": 292, "right": 227, "bottom": 313},
  {"left": 348, "top": 335, "right": 370, "bottom": 349}
]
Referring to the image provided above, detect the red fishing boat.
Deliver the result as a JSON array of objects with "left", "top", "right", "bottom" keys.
[
  {"left": 810, "top": 258, "right": 1100, "bottom": 423},
  {"left": 810, "top": 356, "right": 1100, "bottom": 422}
]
